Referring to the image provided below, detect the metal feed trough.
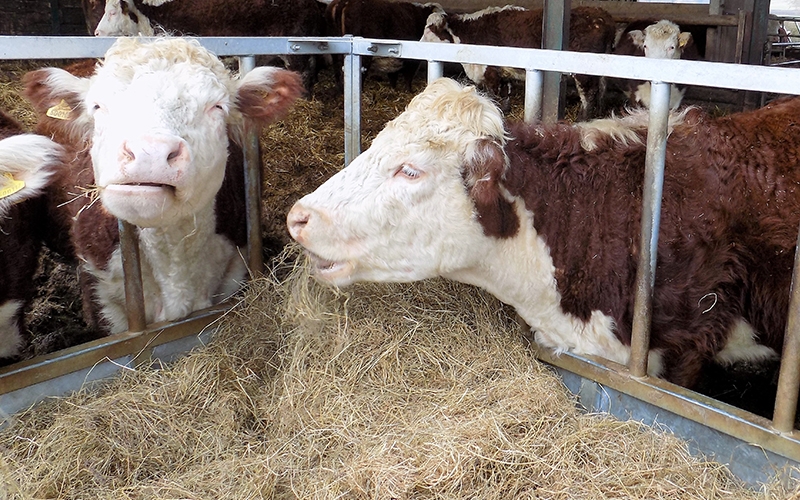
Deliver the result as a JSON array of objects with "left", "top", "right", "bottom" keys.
[{"left": 2, "top": 34, "right": 800, "bottom": 487}]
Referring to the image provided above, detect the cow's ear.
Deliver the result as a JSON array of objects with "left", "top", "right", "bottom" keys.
[
  {"left": 463, "top": 137, "right": 519, "bottom": 239},
  {"left": 23, "top": 68, "right": 87, "bottom": 120},
  {"left": 678, "top": 32, "right": 693, "bottom": 49},
  {"left": 22, "top": 68, "right": 91, "bottom": 143},
  {"left": 629, "top": 30, "right": 645, "bottom": 49},
  {"left": 235, "top": 67, "right": 304, "bottom": 126}
]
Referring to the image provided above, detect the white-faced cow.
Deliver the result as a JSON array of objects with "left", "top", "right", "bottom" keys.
[
  {"left": 325, "top": 0, "right": 443, "bottom": 91},
  {"left": 287, "top": 78, "right": 800, "bottom": 389},
  {"left": 0, "top": 37, "right": 303, "bottom": 360},
  {"left": 0, "top": 111, "right": 65, "bottom": 363},
  {"left": 612, "top": 20, "right": 699, "bottom": 110},
  {"left": 93, "top": 0, "right": 325, "bottom": 93},
  {"left": 421, "top": 6, "right": 615, "bottom": 119}
]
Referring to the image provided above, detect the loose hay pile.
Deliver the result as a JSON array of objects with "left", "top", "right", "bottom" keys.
[{"left": 2, "top": 250, "right": 796, "bottom": 499}]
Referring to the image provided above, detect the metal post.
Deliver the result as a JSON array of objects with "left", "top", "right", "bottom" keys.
[
  {"left": 772, "top": 227, "right": 800, "bottom": 433},
  {"left": 344, "top": 38, "right": 362, "bottom": 166},
  {"left": 427, "top": 60, "right": 444, "bottom": 84},
  {"left": 238, "top": 55, "right": 264, "bottom": 275},
  {"left": 541, "top": 0, "right": 570, "bottom": 123},
  {"left": 118, "top": 219, "right": 146, "bottom": 332},
  {"left": 524, "top": 69, "right": 543, "bottom": 123},
  {"left": 629, "top": 82, "right": 671, "bottom": 378}
]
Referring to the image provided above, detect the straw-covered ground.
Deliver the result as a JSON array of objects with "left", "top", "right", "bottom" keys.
[
  {"left": 2, "top": 58, "right": 799, "bottom": 498},
  {"left": 3, "top": 249, "right": 799, "bottom": 499}
]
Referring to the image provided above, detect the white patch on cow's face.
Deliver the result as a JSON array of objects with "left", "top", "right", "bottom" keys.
[
  {"left": 634, "top": 20, "right": 688, "bottom": 60},
  {"left": 289, "top": 78, "right": 506, "bottom": 287},
  {"left": 86, "top": 61, "right": 230, "bottom": 228},
  {"left": 95, "top": 0, "right": 152, "bottom": 36}
]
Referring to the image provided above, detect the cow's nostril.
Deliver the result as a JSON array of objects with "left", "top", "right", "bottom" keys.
[
  {"left": 287, "top": 205, "right": 310, "bottom": 239},
  {"left": 167, "top": 141, "right": 187, "bottom": 166},
  {"left": 121, "top": 141, "right": 135, "bottom": 162}
]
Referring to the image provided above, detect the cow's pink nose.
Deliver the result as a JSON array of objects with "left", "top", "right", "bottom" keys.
[
  {"left": 121, "top": 136, "right": 189, "bottom": 169},
  {"left": 287, "top": 204, "right": 310, "bottom": 242}
]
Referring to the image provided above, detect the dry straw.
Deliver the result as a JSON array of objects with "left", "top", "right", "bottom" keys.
[{"left": 2, "top": 248, "right": 799, "bottom": 499}]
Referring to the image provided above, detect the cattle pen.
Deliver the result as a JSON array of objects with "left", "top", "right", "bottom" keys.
[{"left": 2, "top": 34, "right": 800, "bottom": 490}]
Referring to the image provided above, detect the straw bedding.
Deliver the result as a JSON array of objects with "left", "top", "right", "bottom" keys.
[{"left": 3, "top": 249, "right": 797, "bottom": 499}]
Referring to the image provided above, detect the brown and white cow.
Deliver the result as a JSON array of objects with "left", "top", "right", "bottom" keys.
[
  {"left": 1, "top": 37, "right": 302, "bottom": 356},
  {"left": 325, "top": 0, "right": 443, "bottom": 91},
  {"left": 0, "top": 111, "right": 66, "bottom": 363},
  {"left": 287, "top": 78, "right": 799, "bottom": 389},
  {"left": 612, "top": 19, "right": 698, "bottom": 110},
  {"left": 421, "top": 6, "right": 615, "bottom": 119},
  {"left": 93, "top": 0, "right": 325, "bottom": 92}
]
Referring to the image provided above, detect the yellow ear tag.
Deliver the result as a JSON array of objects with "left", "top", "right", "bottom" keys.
[
  {"left": 46, "top": 99, "right": 73, "bottom": 120},
  {"left": 0, "top": 173, "right": 26, "bottom": 199}
]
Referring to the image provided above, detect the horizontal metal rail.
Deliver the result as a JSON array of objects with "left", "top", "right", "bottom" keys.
[{"left": 2, "top": 35, "right": 800, "bottom": 476}]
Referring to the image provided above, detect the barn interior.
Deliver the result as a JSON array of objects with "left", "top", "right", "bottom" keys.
[{"left": 3, "top": 0, "right": 800, "bottom": 496}]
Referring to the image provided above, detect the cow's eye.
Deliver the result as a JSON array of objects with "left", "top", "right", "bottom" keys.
[
  {"left": 396, "top": 164, "right": 422, "bottom": 179},
  {"left": 89, "top": 103, "right": 103, "bottom": 115}
]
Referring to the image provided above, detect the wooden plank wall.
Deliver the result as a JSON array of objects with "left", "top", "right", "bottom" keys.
[{"left": 0, "top": 0, "right": 89, "bottom": 36}]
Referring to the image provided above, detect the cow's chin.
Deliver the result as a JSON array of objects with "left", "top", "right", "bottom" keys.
[
  {"left": 101, "top": 184, "right": 182, "bottom": 227},
  {"left": 305, "top": 251, "right": 356, "bottom": 286}
]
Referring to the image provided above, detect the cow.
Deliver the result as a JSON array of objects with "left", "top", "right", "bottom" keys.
[
  {"left": 325, "top": 0, "right": 443, "bottom": 91},
  {"left": 421, "top": 6, "right": 616, "bottom": 119},
  {"left": 93, "top": 0, "right": 325, "bottom": 93},
  {"left": 0, "top": 111, "right": 66, "bottom": 364},
  {"left": 611, "top": 20, "right": 699, "bottom": 110},
  {"left": 0, "top": 37, "right": 303, "bottom": 362},
  {"left": 287, "top": 78, "right": 800, "bottom": 389}
]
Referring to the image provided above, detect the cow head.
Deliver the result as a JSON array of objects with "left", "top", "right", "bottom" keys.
[
  {"left": 629, "top": 20, "right": 692, "bottom": 59},
  {"left": 288, "top": 78, "right": 514, "bottom": 287},
  {"left": 94, "top": 0, "right": 153, "bottom": 36},
  {"left": 24, "top": 37, "right": 303, "bottom": 228}
]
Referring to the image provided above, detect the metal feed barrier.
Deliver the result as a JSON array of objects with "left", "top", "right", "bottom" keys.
[{"left": 2, "top": 34, "right": 800, "bottom": 487}]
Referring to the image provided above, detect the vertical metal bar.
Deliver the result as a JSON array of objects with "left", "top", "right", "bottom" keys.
[
  {"left": 118, "top": 220, "right": 146, "bottom": 332},
  {"left": 344, "top": 39, "right": 362, "bottom": 166},
  {"left": 772, "top": 227, "right": 800, "bottom": 433},
  {"left": 541, "top": 0, "right": 570, "bottom": 123},
  {"left": 238, "top": 55, "right": 264, "bottom": 275},
  {"left": 427, "top": 60, "right": 444, "bottom": 84},
  {"left": 524, "top": 68, "right": 543, "bottom": 123},
  {"left": 629, "top": 81, "right": 671, "bottom": 378}
]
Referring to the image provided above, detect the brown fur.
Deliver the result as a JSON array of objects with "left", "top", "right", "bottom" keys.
[
  {"left": 325, "top": 0, "right": 441, "bottom": 91},
  {"left": 470, "top": 97, "right": 800, "bottom": 387},
  {"left": 426, "top": 6, "right": 615, "bottom": 119},
  {"left": 112, "top": 0, "right": 325, "bottom": 92}
]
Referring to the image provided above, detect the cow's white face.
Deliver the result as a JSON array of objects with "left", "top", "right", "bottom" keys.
[
  {"left": 95, "top": 0, "right": 151, "bottom": 36},
  {"left": 630, "top": 21, "right": 691, "bottom": 60},
  {"left": 84, "top": 41, "right": 231, "bottom": 227},
  {"left": 288, "top": 78, "right": 507, "bottom": 287}
]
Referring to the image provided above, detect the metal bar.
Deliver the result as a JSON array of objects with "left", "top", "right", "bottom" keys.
[
  {"left": 524, "top": 68, "right": 544, "bottom": 123},
  {"left": 0, "top": 305, "right": 229, "bottom": 394},
  {"left": 427, "top": 60, "right": 444, "bottom": 84},
  {"left": 773, "top": 225, "right": 800, "bottom": 433},
  {"left": 541, "top": 0, "right": 569, "bottom": 123},
  {"left": 239, "top": 55, "right": 264, "bottom": 275},
  {"left": 344, "top": 40, "right": 362, "bottom": 165},
  {"left": 532, "top": 346, "right": 800, "bottom": 462},
  {"left": 628, "top": 82, "right": 671, "bottom": 378},
  {"left": 118, "top": 220, "right": 147, "bottom": 332}
]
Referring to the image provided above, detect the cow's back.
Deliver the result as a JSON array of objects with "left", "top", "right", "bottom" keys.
[{"left": 133, "top": 0, "right": 324, "bottom": 36}]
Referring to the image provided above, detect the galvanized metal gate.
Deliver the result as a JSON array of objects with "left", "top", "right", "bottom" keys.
[{"left": 2, "top": 34, "right": 800, "bottom": 487}]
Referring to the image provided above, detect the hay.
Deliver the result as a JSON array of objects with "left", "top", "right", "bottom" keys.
[{"left": 2, "top": 248, "right": 797, "bottom": 499}]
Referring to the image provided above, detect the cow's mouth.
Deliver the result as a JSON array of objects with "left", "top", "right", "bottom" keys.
[
  {"left": 305, "top": 251, "right": 352, "bottom": 281},
  {"left": 105, "top": 183, "right": 177, "bottom": 195}
]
